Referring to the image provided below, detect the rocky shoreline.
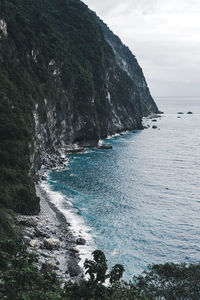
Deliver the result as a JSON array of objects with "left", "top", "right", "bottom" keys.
[
  {"left": 17, "top": 127, "right": 156, "bottom": 283},
  {"left": 18, "top": 141, "right": 115, "bottom": 283},
  {"left": 17, "top": 182, "right": 85, "bottom": 283}
]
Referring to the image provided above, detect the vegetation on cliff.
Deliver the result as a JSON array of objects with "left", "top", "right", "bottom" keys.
[
  {"left": 0, "top": 0, "right": 158, "bottom": 235},
  {"left": 0, "top": 241, "right": 199, "bottom": 300}
]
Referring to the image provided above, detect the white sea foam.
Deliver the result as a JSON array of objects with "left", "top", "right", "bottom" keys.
[
  {"left": 98, "top": 139, "right": 104, "bottom": 146},
  {"left": 40, "top": 180, "right": 94, "bottom": 268}
]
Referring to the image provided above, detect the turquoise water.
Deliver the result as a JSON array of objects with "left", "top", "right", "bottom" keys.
[{"left": 48, "top": 97, "right": 200, "bottom": 280}]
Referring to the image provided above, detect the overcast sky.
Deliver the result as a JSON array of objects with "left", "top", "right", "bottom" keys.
[{"left": 83, "top": 0, "right": 200, "bottom": 97}]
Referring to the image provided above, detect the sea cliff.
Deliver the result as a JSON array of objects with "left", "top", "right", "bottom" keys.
[{"left": 0, "top": 0, "right": 158, "bottom": 262}]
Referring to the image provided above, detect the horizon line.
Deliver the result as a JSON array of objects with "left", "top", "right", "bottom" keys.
[{"left": 154, "top": 96, "right": 200, "bottom": 98}]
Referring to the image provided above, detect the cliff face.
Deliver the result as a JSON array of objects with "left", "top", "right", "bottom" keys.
[
  {"left": 97, "top": 18, "right": 158, "bottom": 115},
  {"left": 0, "top": 0, "right": 158, "bottom": 219}
]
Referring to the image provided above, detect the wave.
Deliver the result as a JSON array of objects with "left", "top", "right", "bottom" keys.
[{"left": 40, "top": 180, "right": 95, "bottom": 268}]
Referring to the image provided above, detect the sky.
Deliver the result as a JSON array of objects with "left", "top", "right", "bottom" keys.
[{"left": 83, "top": 0, "right": 200, "bottom": 97}]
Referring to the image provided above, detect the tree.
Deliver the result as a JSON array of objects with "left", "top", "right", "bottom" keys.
[
  {"left": 84, "top": 250, "right": 108, "bottom": 284},
  {"left": 109, "top": 264, "right": 125, "bottom": 285}
]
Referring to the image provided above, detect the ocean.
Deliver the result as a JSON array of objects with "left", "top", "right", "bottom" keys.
[{"left": 47, "top": 97, "right": 200, "bottom": 280}]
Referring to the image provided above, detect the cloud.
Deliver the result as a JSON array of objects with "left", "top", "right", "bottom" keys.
[{"left": 83, "top": 0, "right": 200, "bottom": 96}]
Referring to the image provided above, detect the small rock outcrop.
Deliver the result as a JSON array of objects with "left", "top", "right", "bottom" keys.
[
  {"left": 76, "top": 238, "right": 86, "bottom": 246},
  {"left": 29, "top": 239, "right": 40, "bottom": 249},
  {"left": 97, "top": 144, "right": 113, "bottom": 150},
  {"left": 67, "top": 258, "right": 82, "bottom": 277},
  {"left": 44, "top": 238, "right": 61, "bottom": 250}
]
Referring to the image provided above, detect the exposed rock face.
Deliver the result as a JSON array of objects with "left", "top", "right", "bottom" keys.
[
  {"left": 95, "top": 13, "right": 159, "bottom": 116},
  {"left": 31, "top": 8, "right": 159, "bottom": 177},
  {"left": 0, "top": 19, "right": 7, "bottom": 37}
]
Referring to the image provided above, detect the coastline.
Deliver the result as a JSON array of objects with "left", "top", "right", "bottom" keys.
[
  {"left": 17, "top": 178, "right": 89, "bottom": 282},
  {"left": 17, "top": 132, "right": 145, "bottom": 282}
]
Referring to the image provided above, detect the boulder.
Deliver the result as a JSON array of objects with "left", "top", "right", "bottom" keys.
[
  {"left": 67, "top": 258, "right": 82, "bottom": 277},
  {"left": 152, "top": 119, "right": 157, "bottom": 122},
  {"left": 70, "top": 247, "right": 80, "bottom": 254},
  {"left": 65, "top": 147, "right": 85, "bottom": 154},
  {"left": 177, "top": 112, "right": 184, "bottom": 114},
  {"left": 44, "top": 238, "right": 60, "bottom": 250},
  {"left": 41, "top": 261, "right": 55, "bottom": 273},
  {"left": 187, "top": 111, "right": 193, "bottom": 114},
  {"left": 34, "top": 228, "right": 48, "bottom": 238},
  {"left": 29, "top": 239, "right": 40, "bottom": 249},
  {"left": 19, "top": 218, "right": 37, "bottom": 228},
  {"left": 152, "top": 125, "right": 157, "bottom": 129},
  {"left": 76, "top": 238, "right": 86, "bottom": 245},
  {"left": 23, "top": 236, "right": 31, "bottom": 245},
  {"left": 97, "top": 144, "right": 112, "bottom": 150}
]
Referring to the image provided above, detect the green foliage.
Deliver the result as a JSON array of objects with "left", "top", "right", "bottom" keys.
[
  {"left": 84, "top": 250, "right": 108, "bottom": 283},
  {"left": 109, "top": 264, "right": 125, "bottom": 284},
  {"left": 0, "top": 0, "right": 114, "bottom": 224},
  {"left": 0, "top": 0, "right": 144, "bottom": 231},
  {"left": 1, "top": 241, "right": 200, "bottom": 299},
  {"left": 133, "top": 262, "right": 200, "bottom": 299},
  {"left": 0, "top": 206, "right": 21, "bottom": 240},
  {"left": 0, "top": 240, "right": 62, "bottom": 300}
]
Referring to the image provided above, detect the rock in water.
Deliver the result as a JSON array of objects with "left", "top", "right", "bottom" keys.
[
  {"left": 97, "top": 145, "right": 113, "bottom": 150},
  {"left": 76, "top": 238, "right": 86, "bottom": 245}
]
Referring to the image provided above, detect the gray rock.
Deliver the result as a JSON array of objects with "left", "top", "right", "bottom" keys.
[
  {"left": 152, "top": 125, "right": 157, "bottom": 129},
  {"left": 29, "top": 239, "right": 40, "bottom": 249},
  {"left": 44, "top": 238, "right": 61, "bottom": 250},
  {"left": 177, "top": 112, "right": 184, "bottom": 114},
  {"left": 23, "top": 236, "right": 31, "bottom": 245},
  {"left": 67, "top": 258, "right": 82, "bottom": 277},
  {"left": 19, "top": 219, "right": 37, "bottom": 228},
  {"left": 41, "top": 261, "right": 55, "bottom": 273},
  {"left": 97, "top": 144, "right": 112, "bottom": 150},
  {"left": 34, "top": 228, "right": 48, "bottom": 238},
  {"left": 76, "top": 238, "right": 86, "bottom": 245},
  {"left": 41, "top": 252, "right": 50, "bottom": 258},
  {"left": 187, "top": 111, "right": 193, "bottom": 114},
  {"left": 66, "top": 147, "right": 85, "bottom": 154},
  {"left": 70, "top": 247, "right": 80, "bottom": 254}
]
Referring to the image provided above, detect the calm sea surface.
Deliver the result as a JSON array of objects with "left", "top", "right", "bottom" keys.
[{"left": 48, "top": 97, "right": 200, "bottom": 280}]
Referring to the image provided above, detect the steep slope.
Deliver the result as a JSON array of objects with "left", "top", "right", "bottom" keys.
[
  {"left": 0, "top": 0, "right": 159, "bottom": 234},
  {"left": 95, "top": 16, "right": 159, "bottom": 115}
]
